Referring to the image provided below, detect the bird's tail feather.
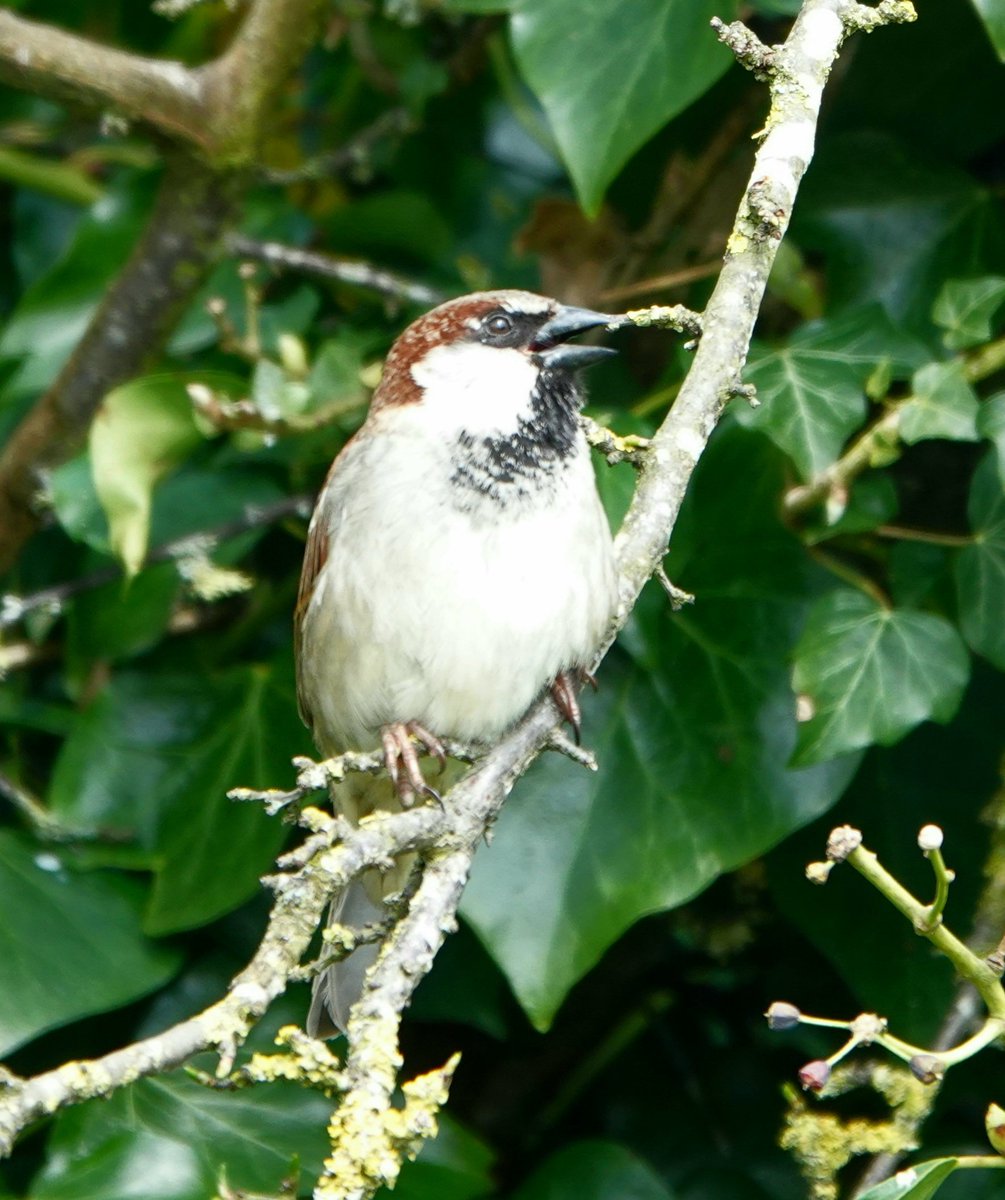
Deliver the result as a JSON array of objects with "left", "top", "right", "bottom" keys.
[
  {"left": 306, "top": 772, "right": 413, "bottom": 1037},
  {"left": 307, "top": 874, "right": 387, "bottom": 1038},
  {"left": 306, "top": 760, "right": 461, "bottom": 1036}
]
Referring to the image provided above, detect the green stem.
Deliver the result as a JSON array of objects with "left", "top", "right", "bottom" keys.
[
  {"left": 826, "top": 1034, "right": 861, "bottom": 1067},
  {"left": 632, "top": 382, "right": 682, "bottom": 419},
  {"left": 807, "top": 547, "right": 891, "bottom": 609},
  {"left": 938, "top": 1018, "right": 1005, "bottom": 1067},
  {"left": 876, "top": 1031, "right": 926, "bottom": 1062},
  {"left": 919, "top": 847, "right": 953, "bottom": 933},
  {"left": 784, "top": 407, "right": 901, "bottom": 516},
  {"left": 787, "top": 329, "right": 1005, "bottom": 520},
  {"left": 846, "top": 843, "right": 1005, "bottom": 1021},
  {"left": 536, "top": 991, "right": 672, "bottom": 1133},
  {"left": 800, "top": 1014, "right": 855, "bottom": 1031},
  {"left": 963, "top": 334, "right": 1005, "bottom": 383},
  {"left": 874, "top": 525, "right": 973, "bottom": 548}
]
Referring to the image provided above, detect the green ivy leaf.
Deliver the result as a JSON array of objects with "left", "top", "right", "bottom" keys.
[
  {"left": 0, "top": 177, "right": 151, "bottom": 401},
  {"left": 738, "top": 307, "right": 925, "bottom": 477},
  {"left": 29, "top": 1072, "right": 331, "bottom": 1200},
  {"left": 970, "top": 0, "right": 1005, "bottom": 60},
  {"left": 955, "top": 452, "right": 1005, "bottom": 669},
  {"left": 509, "top": 0, "right": 736, "bottom": 215},
  {"left": 791, "top": 590, "right": 970, "bottom": 766},
  {"left": 51, "top": 458, "right": 285, "bottom": 562},
  {"left": 792, "top": 132, "right": 1005, "bottom": 336},
  {"left": 978, "top": 391, "right": 1005, "bottom": 477},
  {"left": 442, "top": 0, "right": 512, "bottom": 10},
  {"left": 89, "top": 375, "right": 206, "bottom": 576},
  {"left": 899, "top": 361, "right": 980, "bottom": 444},
  {"left": 0, "top": 831, "right": 180, "bottom": 1054},
  {"left": 462, "top": 431, "right": 858, "bottom": 1029},
  {"left": 932, "top": 275, "right": 1005, "bottom": 348},
  {"left": 48, "top": 666, "right": 311, "bottom": 934},
  {"left": 856, "top": 1158, "right": 961, "bottom": 1200},
  {"left": 31, "top": 1069, "right": 493, "bottom": 1200},
  {"left": 66, "top": 563, "right": 180, "bottom": 674},
  {"left": 510, "top": 1141, "right": 675, "bottom": 1200}
]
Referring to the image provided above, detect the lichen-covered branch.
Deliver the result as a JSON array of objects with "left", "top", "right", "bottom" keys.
[
  {"left": 0, "top": 790, "right": 444, "bottom": 1157},
  {"left": 614, "top": 0, "right": 914, "bottom": 616}
]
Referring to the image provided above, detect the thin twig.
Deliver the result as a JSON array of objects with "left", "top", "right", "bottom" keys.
[
  {"left": 227, "top": 235, "right": 445, "bottom": 306},
  {"left": 0, "top": 494, "right": 310, "bottom": 632},
  {"left": 261, "top": 108, "right": 415, "bottom": 184}
]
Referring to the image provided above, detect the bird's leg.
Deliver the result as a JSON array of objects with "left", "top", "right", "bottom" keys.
[
  {"left": 380, "top": 721, "right": 446, "bottom": 807},
  {"left": 550, "top": 671, "right": 582, "bottom": 744},
  {"left": 406, "top": 720, "right": 447, "bottom": 774}
]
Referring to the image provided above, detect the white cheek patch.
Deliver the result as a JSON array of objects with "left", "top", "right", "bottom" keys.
[{"left": 410, "top": 341, "right": 539, "bottom": 437}]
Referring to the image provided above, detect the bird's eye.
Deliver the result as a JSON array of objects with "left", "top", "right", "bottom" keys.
[{"left": 485, "top": 313, "right": 513, "bottom": 337}]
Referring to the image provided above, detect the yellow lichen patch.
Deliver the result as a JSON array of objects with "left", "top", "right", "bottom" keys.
[
  {"left": 318, "top": 1048, "right": 461, "bottom": 1200},
  {"left": 240, "top": 1026, "right": 345, "bottom": 1094},
  {"left": 780, "top": 1063, "right": 933, "bottom": 1199}
]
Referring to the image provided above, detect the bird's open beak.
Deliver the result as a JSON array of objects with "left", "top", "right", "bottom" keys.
[{"left": 531, "top": 305, "right": 618, "bottom": 371}]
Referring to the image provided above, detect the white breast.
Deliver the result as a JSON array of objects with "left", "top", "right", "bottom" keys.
[{"left": 298, "top": 406, "right": 617, "bottom": 754}]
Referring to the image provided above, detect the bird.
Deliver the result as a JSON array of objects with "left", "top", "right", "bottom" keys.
[{"left": 294, "top": 289, "right": 620, "bottom": 1036}]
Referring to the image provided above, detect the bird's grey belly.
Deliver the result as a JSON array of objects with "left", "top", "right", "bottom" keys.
[{"left": 299, "top": 484, "right": 615, "bottom": 753}]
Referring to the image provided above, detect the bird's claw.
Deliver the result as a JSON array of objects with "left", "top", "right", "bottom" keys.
[
  {"left": 550, "top": 671, "right": 582, "bottom": 744},
  {"left": 380, "top": 721, "right": 446, "bottom": 807}
]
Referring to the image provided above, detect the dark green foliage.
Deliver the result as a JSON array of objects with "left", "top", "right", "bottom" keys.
[{"left": 1, "top": 1, "right": 1004, "bottom": 1197}]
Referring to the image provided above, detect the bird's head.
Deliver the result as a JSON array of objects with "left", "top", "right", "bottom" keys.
[{"left": 369, "top": 290, "right": 616, "bottom": 440}]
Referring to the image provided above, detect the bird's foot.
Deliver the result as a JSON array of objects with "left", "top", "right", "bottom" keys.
[
  {"left": 550, "top": 671, "right": 583, "bottom": 744},
  {"left": 380, "top": 720, "right": 447, "bottom": 807}
]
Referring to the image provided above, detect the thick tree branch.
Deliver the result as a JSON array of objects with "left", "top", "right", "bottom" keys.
[
  {"left": 0, "top": 0, "right": 327, "bottom": 575},
  {"left": 199, "top": 0, "right": 327, "bottom": 164},
  {"left": 0, "top": 0, "right": 325, "bottom": 160},
  {"left": 0, "top": 153, "right": 244, "bottom": 574},
  {"left": 0, "top": 10, "right": 206, "bottom": 143}
]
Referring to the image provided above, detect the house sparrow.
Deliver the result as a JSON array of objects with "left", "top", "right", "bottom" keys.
[{"left": 295, "top": 290, "right": 619, "bottom": 1035}]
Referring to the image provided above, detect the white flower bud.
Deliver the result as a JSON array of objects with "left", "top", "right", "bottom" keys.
[{"left": 918, "top": 824, "right": 944, "bottom": 853}]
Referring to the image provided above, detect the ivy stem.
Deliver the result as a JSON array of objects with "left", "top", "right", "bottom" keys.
[
  {"left": 963, "top": 333, "right": 1005, "bottom": 382},
  {"left": 919, "top": 845, "right": 954, "bottom": 933},
  {"left": 825, "top": 1034, "right": 861, "bottom": 1068},
  {"left": 874, "top": 525, "right": 973, "bottom": 548},
  {"left": 799, "top": 1014, "right": 857, "bottom": 1031},
  {"left": 936, "top": 1018, "right": 1005, "bottom": 1067},
  {"left": 844, "top": 839, "right": 1005, "bottom": 1023},
  {"left": 786, "top": 330, "right": 1005, "bottom": 519},
  {"left": 806, "top": 546, "right": 891, "bottom": 608},
  {"left": 784, "top": 406, "right": 901, "bottom": 516}
]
